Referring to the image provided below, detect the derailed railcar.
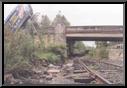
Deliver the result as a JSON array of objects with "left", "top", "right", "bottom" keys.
[{"left": 4, "top": 4, "right": 33, "bottom": 31}]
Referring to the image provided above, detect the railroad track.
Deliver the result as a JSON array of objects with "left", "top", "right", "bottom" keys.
[
  {"left": 71, "top": 59, "right": 112, "bottom": 84},
  {"left": 82, "top": 59, "right": 123, "bottom": 71},
  {"left": 79, "top": 58, "right": 124, "bottom": 84}
]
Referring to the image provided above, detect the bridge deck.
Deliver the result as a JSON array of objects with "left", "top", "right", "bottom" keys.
[{"left": 66, "top": 26, "right": 123, "bottom": 41}]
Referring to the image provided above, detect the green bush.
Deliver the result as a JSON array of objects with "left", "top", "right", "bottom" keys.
[
  {"left": 73, "top": 41, "right": 86, "bottom": 54},
  {"left": 4, "top": 27, "right": 34, "bottom": 70},
  {"left": 88, "top": 47, "right": 108, "bottom": 59},
  {"left": 47, "top": 44, "right": 67, "bottom": 59},
  {"left": 88, "top": 48, "right": 96, "bottom": 58},
  {"left": 34, "top": 44, "right": 67, "bottom": 64},
  {"left": 34, "top": 51, "right": 61, "bottom": 64},
  {"left": 98, "top": 47, "right": 108, "bottom": 59}
]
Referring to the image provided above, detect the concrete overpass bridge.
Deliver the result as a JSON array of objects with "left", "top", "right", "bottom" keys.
[
  {"left": 50, "top": 24, "right": 123, "bottom": 56},
  {"left": 64, "top": 25, "right": 123, "bottom": 56},
  {"left": 66, "top": 26, "right": 123, "bottom": 41}
]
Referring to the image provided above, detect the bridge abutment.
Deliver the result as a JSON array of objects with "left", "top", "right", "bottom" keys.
[
  {"left": 54, "top": 23, "right": 67, "bottom": 57},
  {"left": 54, "top": 23, "right": 66, "bottom": 46}
]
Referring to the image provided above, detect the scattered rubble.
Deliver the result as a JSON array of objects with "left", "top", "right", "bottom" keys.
[
  {"left": 4, "top": 59, "right": 75, "bottom": 85},
  {"left": 4, "top": 56, "right": 124, "bottom": 85}
]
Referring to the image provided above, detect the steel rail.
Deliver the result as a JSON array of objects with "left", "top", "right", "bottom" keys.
[
  {"left": 99, "top": 61, "right": 123, "bottom": 68},
  {"left": 78, "top": 59, "right": 112, "bottom": 84},
  {"left": 82, "top": 59, "right": 123, "bottom": 69}
]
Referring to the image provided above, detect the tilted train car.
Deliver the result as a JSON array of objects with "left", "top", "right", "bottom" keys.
[{"left": 4, "top": 4, "right": 33, "bottom": 31}]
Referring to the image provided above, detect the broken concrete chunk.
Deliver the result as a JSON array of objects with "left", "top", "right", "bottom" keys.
[
  {"left": 66, "top": 63, "right": 73, "bottom": 67},
  {"left": 46, "top": 75, "right": 53, "bottom": 80},
  {"left": 48, "top": 64, "right": 54, "bottom": 67},
  {"left": 73, "top": 70, "right": 87, "bottom": 73},
  {"left": 47, "top": 69, "right": 60, "bottom": 74}
]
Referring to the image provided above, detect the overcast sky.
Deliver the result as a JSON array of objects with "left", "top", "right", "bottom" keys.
[{"left": 4, "top": 4, "right": 123, "bottom": 47}]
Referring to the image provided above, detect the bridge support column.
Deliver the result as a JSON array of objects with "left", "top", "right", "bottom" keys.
[
  {"left": 67, "top": 40, "right": 75, "bottom": 57},
  {"left": 54, "top": 23, "right": 67, "bottom": 57},
  {"left": 54, "top": 23, "right": 66, "bottom": 45}
]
